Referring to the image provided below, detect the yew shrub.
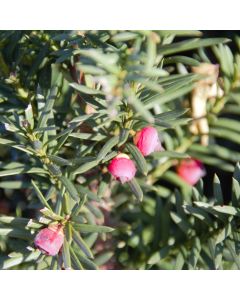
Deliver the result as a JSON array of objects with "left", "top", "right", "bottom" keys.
[{"left": 0, "top": 30, "right": 240, "bottom": 270}]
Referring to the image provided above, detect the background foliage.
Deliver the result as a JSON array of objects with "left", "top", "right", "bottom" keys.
[{"left": 0, "top": 30, "right": 240, "bottom": 270}]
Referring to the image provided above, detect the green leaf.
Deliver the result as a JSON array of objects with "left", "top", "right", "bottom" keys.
[
  {"left": 74, "top": 250, "right": 97, "bottom": 270},
  {"left": 112, "top": 32, "right": 139, "bottom": 43},
  {"left": 84, "top": 232, "right": 98, "bottom": 248},
  {"left": 0, "top": 138, "right": 34, "bottom": 155},
  {"left": 71, "top": 156, "right": 96, "bottom": 166},
  {"left": 54, "top": 49, "right": 73, "bottom": 63},
  {"left": 25, "top": 103, "right": 34, "bottom": 129},
  {"left": 216, "top": 223, "right": 232, "bottom": 245},
  {"left": 94, "top": 251, "right": 114, "bottom": 267},
  {"left": 212, "top": 205, "right": 240, "bottom": 217},
  {"left": 50, "top": 257, "right": 58, "bottom": 270},
  {"left": 147, "top": 246, "right": 170, "bottom": 264},
  {"left": 0, "top": 216, "right": 42, "bottom": 229},
  {"left": 76, "top": 185, "right": 101, "bottom": 201},
  {"left": 31, "top": 180, "right": 52, "bottom": 211},
  {"left": 193, "top": 202, "right": 228, "bottom": 223},
  {"left": 174, "top": 249, "right": 186, "bottom": 270},
  {"left": 38, "top": 216, "right": 52, "bottom": 225},
  {"left": 188, "top": 237, "right": 201, "bottom": 270},
  {"left": 232, "top": 178, "right": 240, "bottom": 207},
  {"left": 170, "top": 211, "right": 192, "bottom": 235},
  {"left": 127, "top": 178, "right": 144, "bottom": 201},
  {"left": 65, "top": 223, "right": 73, "bottom": 243},
  {"left": 189, "top": 144, "right": 240, "bottom": 163},
  {"left": 214, "top": 118, "right": 240, "bottom": 134},
  {"left": 69, "top": 132, "right": 106, "bottom": 142},
  {"left": 154, "top": 108, "right": 189, "bottom": 121},
  {"left": 213, "top": 174, "right": 224, "bottom": 205},
  {"left": 97, "top": 135, "right": 120, "bottom": 160},
  {"left": 69, "top": 247, "right": 84, "bottom": 270},
  {"left": 118, "top": 129, "right": 130, "bottom": 147},
  {"left": 158, "top": 38, "right": 229, "bottom": 56},
  {"left": 127, "top": 65, "right": 168, "bottom": 78},
  {"left": 164, "top": 56, "right": 200, "bottom": 66},
  {"left": 126, "top": 143, "right": 148, "bottom": 175},
  {"left": 59, "top": 176, "right": 79, "bottom": 202},
  {"left": 71, "top": 223, "right": 114, "bottom": 234},
  {"left": 52, "top": 129, "right": 74, "bottom": 154},
  {"left": 0, "top": 162, "right": 26, "bottom": 169},
  {"left": 0, "top": 250, "right": 41, "bottom": 270},
  {"left": 210, "top": 128, "right": 240, "bottom": 147},
  {"left": 225, "top": 240, "right": 240, "bottom": 269},
  {"left": 85, "top": 202, "right": 104, "bottom": 219},
  {"left": 233, "top": 162, "right": 240, "bottom": 182},
  {"left": 70, "top": 82, "right": 104, "bottom": 95},
  {"left": 208, "top": 238, "right": 223, "bottom": 270},
  {"left": 183, "top": 205, "right": 214, "bottom": 227},
  {"left": 76, "top": 64, "right": 106, "bottom": 76},
  {"left": 71, "top": 195, "right": 87, "bottom": 216},
  {"left": 34, "top": 126, "right": 58, "bottom": 134},
  {"left": 102, "top": 151, "right": 118, "bottom": 163},
  {"left": 212, "top": 44, "right": 234, "bottom": 77},
  {"left": 0, "top": 167, "right": 48, "bottom": 177},
  {"left": 158, "top": 30, "right": 202, "bottom": 37},
  {"left": 47, "top": 155, "right": 72, "bottom": 166},
  {"left": 152, "top": 150, "right": 189, "bottom": 159},
  {"left": 0, "top": 226, "right": 34, "bottom": 240},
  {"left": 47, "top": 164, "right": 62, "bottom": 176},
  {"left": 27, "top": 45, "right": 49, "bottom": 78},
  {"left": 0, "top": 181, "right": 30, "bottom": 189},
  {"left": 44, "top": 123, "right": 78, "bottom": 146},
  {"left": 62, "top": 240, "right": 71, "bottom": 270},
  {"left": 128, "top": 91, "right": 154, "bottom": 123},
  {"left": 146, "top": 32, "right": 157, "bottom": 70},
  {"left": 72, "top": 229, "right": 94, "bottom": 259},
  {"left": 69, "top": 114, "right": 92, "bottom": 124},
  {"left": 37, "top": 86, "right": 58, "bottom": 130},
  {"left": 73, "top": 159, "right": 100, "bottom": 175},
  {"left": 40, "top": 207, "right": 64, "bottom": 221},
  {"left": 77, "top": 49, "right": 119, "bottom": 74},
  {"left": 143, "top": 78, "right": 195, "bottom": 110}
]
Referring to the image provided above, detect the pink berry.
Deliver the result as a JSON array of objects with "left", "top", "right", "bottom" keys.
[
  {"left": 133, "top": 126, "right": 163, "bottom": 156},
  {"left": 176, "top": 159, "right": 206, "bottom": 185},
  {"left": 34, "top": 224, "right": 64, "bottom": 256},
  {"left": 108, "top": 154, "right": 136, "bottom": 184}
]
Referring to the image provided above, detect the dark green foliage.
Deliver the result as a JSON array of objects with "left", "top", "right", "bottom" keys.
[{"left": 0, "top": 30, "right": 240, "bottom": 270}]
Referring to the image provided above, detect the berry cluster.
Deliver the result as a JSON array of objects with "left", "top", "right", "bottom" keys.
[
  {"left": 34, "top": 126, "right": 206, "bottom": 257},
  {"left": 107, "top": 126, "right": 205, "bottom": 186}
]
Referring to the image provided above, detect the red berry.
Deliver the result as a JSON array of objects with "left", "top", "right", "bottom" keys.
[
  {"left": 34, "top": 224, "right": 64, "bottom": 256},
  {"left": 134, "top": 126, "right": 163, "bottom": 156},
  {"left": 108, "top": 154, "right": 136, "bottom": 183},
  {"left": 177, "top": 159, "right": 206, "bottom": 185}
]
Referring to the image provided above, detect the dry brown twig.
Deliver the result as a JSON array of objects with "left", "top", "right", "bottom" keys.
[{"left": 190, "top": 63, "right": 224, "bottom": 146}]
